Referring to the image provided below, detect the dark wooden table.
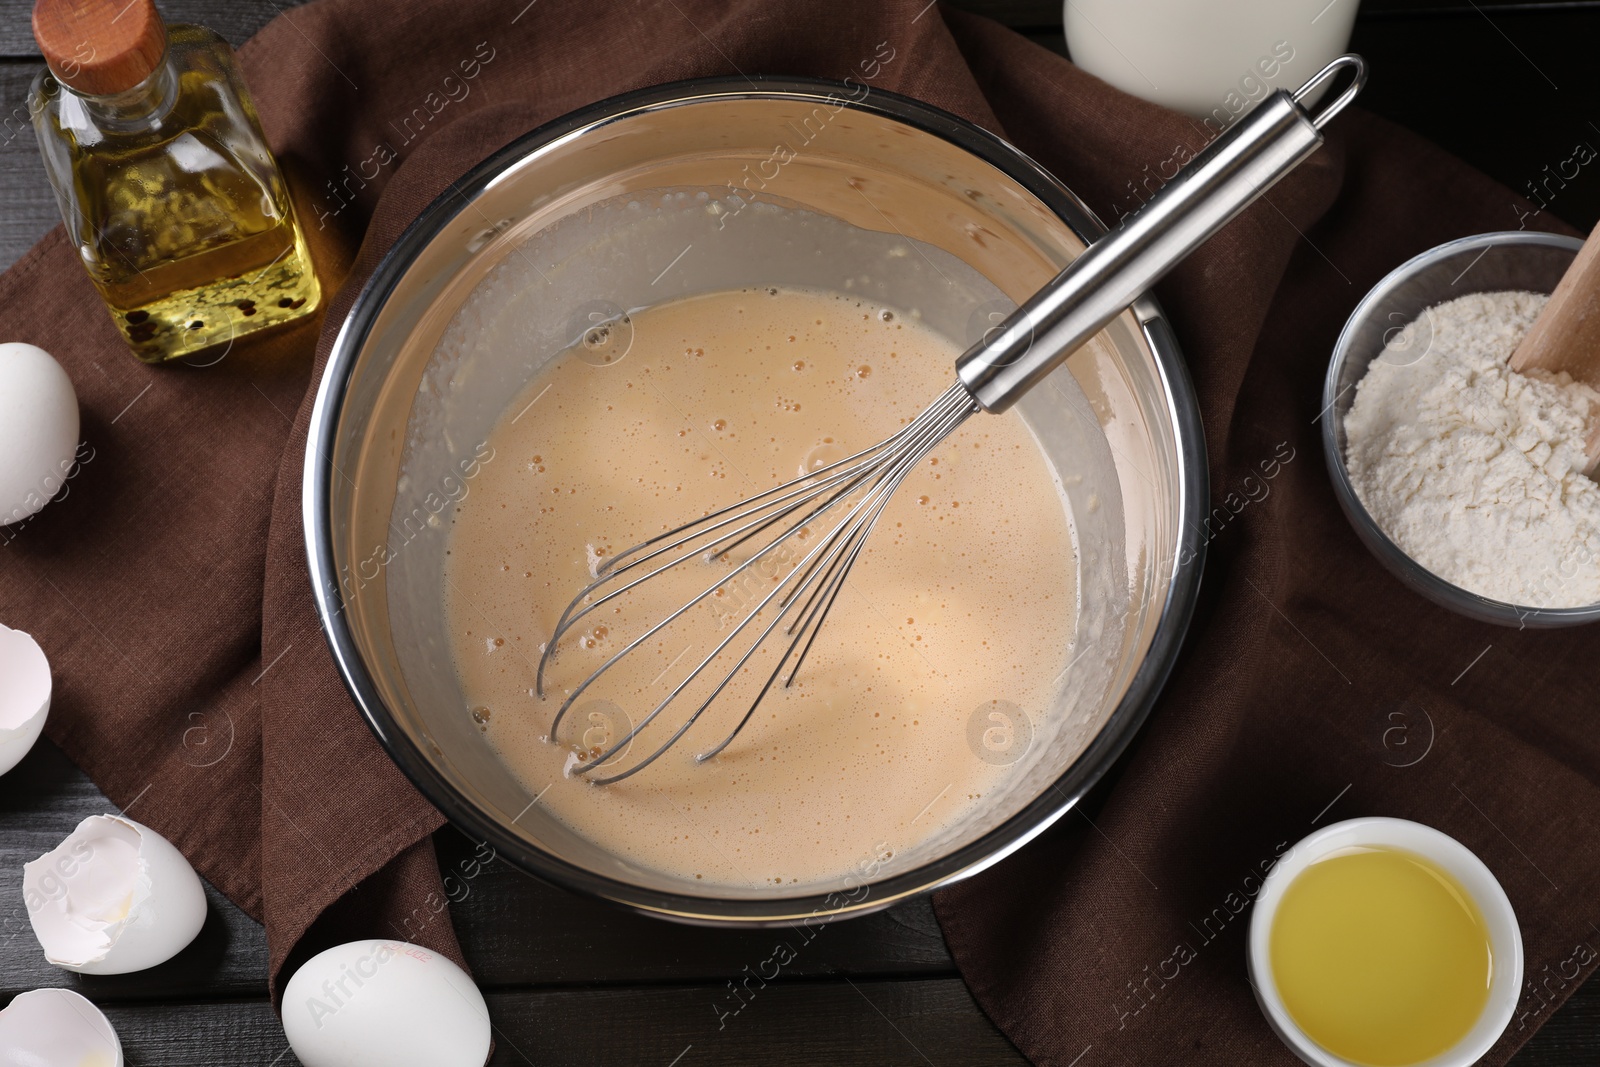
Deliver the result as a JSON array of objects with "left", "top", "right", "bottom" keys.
[{"left": 2, "top": 1, "right": 1598, "bottom": 1063}]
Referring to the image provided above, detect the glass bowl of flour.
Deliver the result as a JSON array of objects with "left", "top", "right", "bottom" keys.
[{"left": 1324, "top": 230, "right": 1600, "bottom": 627}]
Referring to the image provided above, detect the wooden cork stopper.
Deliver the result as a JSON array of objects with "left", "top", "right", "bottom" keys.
[{"left": 33, "top": 0, "right": 167, "bottom": 97}]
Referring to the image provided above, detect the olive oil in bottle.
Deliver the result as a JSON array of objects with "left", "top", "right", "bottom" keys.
[{"left": 30, "top": 0, "right": 320, "bottom": 363}]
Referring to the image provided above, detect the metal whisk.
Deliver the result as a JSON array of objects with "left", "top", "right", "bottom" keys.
[{"left": 537, "top": 56, "right": 1366, "bottom": 784}]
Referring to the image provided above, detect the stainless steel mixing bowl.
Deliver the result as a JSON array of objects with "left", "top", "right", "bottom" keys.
[{"left": 304, "top": 78, "right": 1207, "bottom": 923}]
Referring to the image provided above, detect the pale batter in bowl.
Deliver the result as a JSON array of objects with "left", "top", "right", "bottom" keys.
[{"left": 443, "top": 286, "right": 1077, "bottom": 887}]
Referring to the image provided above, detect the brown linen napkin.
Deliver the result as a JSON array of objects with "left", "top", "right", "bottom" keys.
[{"left": 1, "top": 0, "right": 1593, "bottom": 1057}]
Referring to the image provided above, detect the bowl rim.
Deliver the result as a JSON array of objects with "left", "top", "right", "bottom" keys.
[
  {"left": 1246, "top": 816, "right": 1523, "bottom": 1067},
  {"left": 302, "top": 75, "right": 1210, "bottom": 923},
  {"left": 1321, "top": 229, "right": 1600, "bottom": 627}
]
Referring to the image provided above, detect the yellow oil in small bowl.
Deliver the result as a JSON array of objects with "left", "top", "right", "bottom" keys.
[{"left": 1269, "top": 845, "right": 1493, "bottom": 1066}]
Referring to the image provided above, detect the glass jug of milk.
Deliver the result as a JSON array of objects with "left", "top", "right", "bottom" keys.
[{"left": 1063, "top": 0, "right": 1360, "bottom": 128}]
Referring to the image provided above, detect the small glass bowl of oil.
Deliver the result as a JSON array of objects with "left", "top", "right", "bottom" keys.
[{"left": 1248, "top": 818, "right": 1522, "bottom": 1067}]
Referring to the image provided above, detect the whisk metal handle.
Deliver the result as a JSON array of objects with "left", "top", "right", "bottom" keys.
[{"left": 955, "top": 54, "right": 1367, "bottom": 413}]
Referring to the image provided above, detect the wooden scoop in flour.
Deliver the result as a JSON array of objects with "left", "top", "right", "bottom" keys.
[{"left": 1510, "top": 225, "right": 1600, "bottom": 475}]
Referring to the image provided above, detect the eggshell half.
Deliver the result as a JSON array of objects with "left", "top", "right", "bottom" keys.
[
  {"left": 0, "top": 624, "right": 50, "bottom": 777},
  {"left": 283, "top": 940, "right": 491, "bottom": 1067},
  {"left": 23, "top": 814, "right": 208, "bottom": 974},
  {"left": 0, "top": 987, "right": 124, "bottom": 1066},
  {"left": 0, "top": 342, "right": 80, "bottom": 526}
]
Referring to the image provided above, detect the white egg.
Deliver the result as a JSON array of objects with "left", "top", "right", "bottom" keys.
[
  {"left": 0, "top": 342, "right": 80, "bottom": 526},
  {"left": 0, "top": 987, "right": 123, "bottom": 1066},
  {"left": 23, "top": 814, "right": 208, "bottom": 974},
  {"left": 283, "top": 940, "right": 491, "bottom": 1067},
  {"left": 0, "top": 624, "right": 50, "bottom": 777}
]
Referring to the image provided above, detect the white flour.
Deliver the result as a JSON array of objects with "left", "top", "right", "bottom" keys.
[{"left": 1344, "top": 290, "right": 1600, "bottom": 608}]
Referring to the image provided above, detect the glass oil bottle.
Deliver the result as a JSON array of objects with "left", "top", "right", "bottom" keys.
[{"left": 30, "top": 0, "right": 320, "bottom": 363}]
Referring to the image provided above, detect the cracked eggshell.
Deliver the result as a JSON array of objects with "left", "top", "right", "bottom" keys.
[
  {"left": 23, "top": 814, "right": 207, "bottom": 974},
  {"left": 283, "top": 940, "right": 491, "bottom": 1067},
  {"left": 0, "top": 342, "right": 80, "bottom": 526},
  {"left": 0, "top": 987, "right": 123, "bottom": 1066},
  {"left": 0, "top": 624, "right": 50, "bottom": 777}
]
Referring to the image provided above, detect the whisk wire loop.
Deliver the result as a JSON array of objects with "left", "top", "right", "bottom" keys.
[{"left": 536, "top": 384, "right": 978, "bottom": 782}]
